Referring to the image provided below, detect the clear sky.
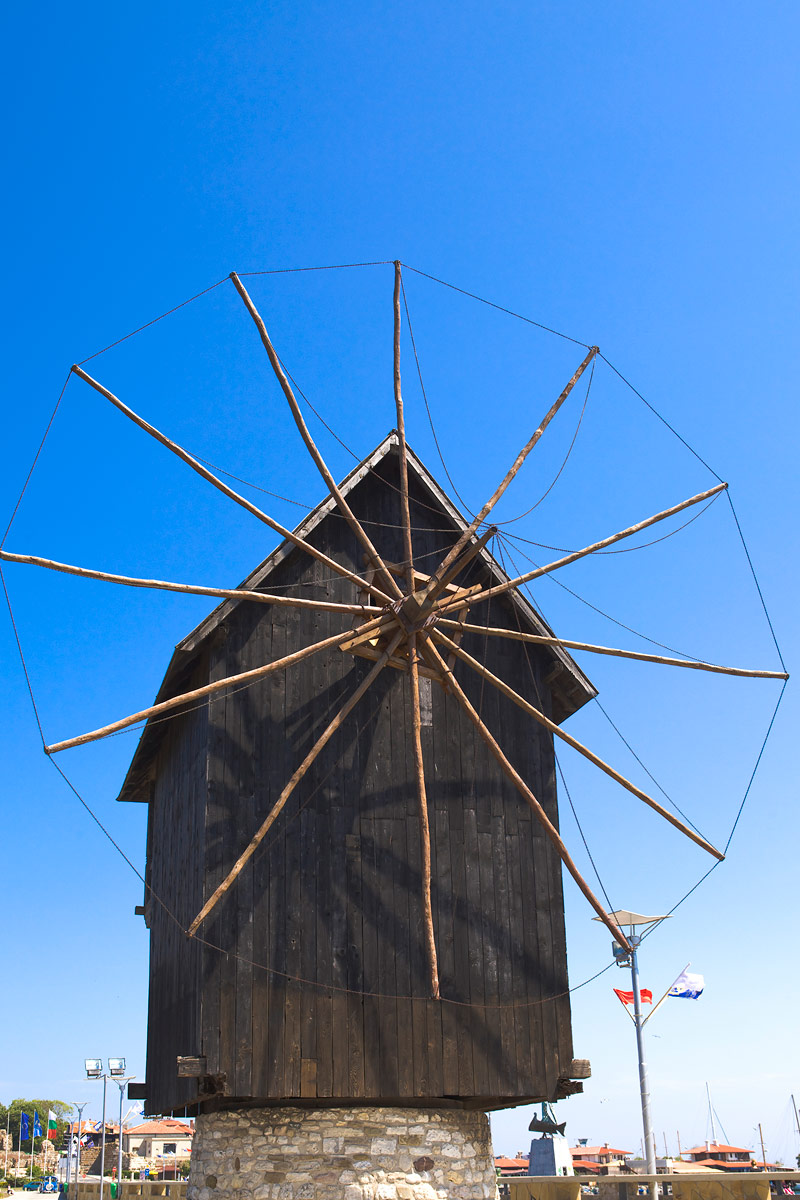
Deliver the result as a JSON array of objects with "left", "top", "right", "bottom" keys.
[{"left": 2, "top": 0, "right": 798, "bottom": 1167}]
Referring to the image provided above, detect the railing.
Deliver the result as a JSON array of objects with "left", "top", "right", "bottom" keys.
[
  {"left": 500, "top": 1174, "right": 800, "bottom": 1200},
  {"left": 65, "top": 1184, "right": 187, "bottom": 1200}
]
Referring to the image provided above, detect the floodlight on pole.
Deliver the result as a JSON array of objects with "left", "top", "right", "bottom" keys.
[
  {"left": 111, "top": 1078, "right": 134, "bottom": 1188},
  {"left": 85, "top": 1058, "right": 127, "bottom": 1200},
  {"left": 594, "top": 909, "right": 669, "bottom": 1197},
  {"left": 67, "top": 1102, "right": 87, "bottom": 1198}
]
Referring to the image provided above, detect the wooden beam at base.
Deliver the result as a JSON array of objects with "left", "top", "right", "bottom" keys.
[{"left": 345, "top": 640, "right": 444, "bottom": 682}]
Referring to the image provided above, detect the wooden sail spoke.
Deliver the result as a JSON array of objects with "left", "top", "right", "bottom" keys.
[
  {"left": 438, "top": 480, "right": 729, "bottom": 613},
  {"left": 393, "top": 261, "right": 415, "bottom": 600},
  {"left": 424, "top": 641, "right": 632, "bottom": 952},
  {"left": 45, "top": 614, "right": 395, "bottom": 755},
  {"left": 435, "top": 617, "right": 788, "bottom": 680},
  {"left": 230, "top": 272, "right": 403, "bottom": 602},
  {"left": 419, "top": 525, "right": 496, "bottom": 612},
  {"left": 0, "top": 549, "right": 387, "bottom": 617},
  {"left": 71, "top": 365, "right": 392, "bottom": 605},
  {"left": 432, "top": 629, "right": 724, "bottom": 861},
  {"left": 187, "top": 626, "right": 406, "bottom": 935},
  {"left": 408, "top": 631, "right": 440, "bottom": 999},
  {"left": 428, "top": 346, "right": 598, "bottom": 589}
]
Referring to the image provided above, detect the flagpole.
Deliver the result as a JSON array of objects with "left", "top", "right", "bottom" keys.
[
  {"left": 644, "top": 963, "right": 691, "bottom": 1027},
  {"left": 18, "top": 1114, "right": 25, "bottom": 1179},
  {"left": 66, "top": 1119, "right": 74, "bottom": 1191},
  {"left": 29, "top": 1114, "right": 35, "bottom": 1180},
  {"left": 4, "top": 1109, "right": 9, "bottom": 1179},
  {"left": 630, "top": 935, "right": 659, "bottom": 1196}
]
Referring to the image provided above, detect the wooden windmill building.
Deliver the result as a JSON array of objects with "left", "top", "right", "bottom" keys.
[
  {"left": 3, "top": 264, "right": 778, "bottom": 1200},
  {"left": 120, "top": 432, "right": 596, "bottom": 1115}
]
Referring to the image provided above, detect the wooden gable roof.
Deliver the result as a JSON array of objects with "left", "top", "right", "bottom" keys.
[{"left": 117, "top": 432, "right": 596, "bottom": 804}]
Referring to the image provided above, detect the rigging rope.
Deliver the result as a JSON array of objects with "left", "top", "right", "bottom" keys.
[
  {"left": 1, "top": 371, "right": 72, "bottom": 550},
  {"left": 494, "top": 536, "right": 617, "bottom": 915},
  {"left": 2, "top": 257, "right": 789, "bottom": 990},
  {"left": 3, "top": 557, "right": 620, "bottom": 1011},
  {"left": 400, "top": 261, "right": 591, "bottom": 348}
]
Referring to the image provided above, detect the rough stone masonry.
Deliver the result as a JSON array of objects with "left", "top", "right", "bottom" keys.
[{"left": 187, "top": 1107, "right": 498, "bottom": 1200}]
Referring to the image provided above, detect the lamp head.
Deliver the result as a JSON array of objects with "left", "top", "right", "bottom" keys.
[
  {"left": 108, "top": 1059, "right": 126, "bottom": 1076},
  {"left": 85, "top": 1059, "right": 103, "bottom": 1078}
]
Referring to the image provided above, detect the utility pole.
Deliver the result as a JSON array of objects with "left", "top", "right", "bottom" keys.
[{"left": 758, "top": 1123, "right": 767, "bottom": 1169}]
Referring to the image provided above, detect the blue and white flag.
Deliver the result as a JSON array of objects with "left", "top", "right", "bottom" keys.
[
  {"left": 669, "top": 969, "right": 704, "bottom": 999},
  {"left": 21, "top": 1113, "right": 30, "bottom": 1142},
  {"left": 33, "top": 1112, "right": 43, "bottom": 1138}
]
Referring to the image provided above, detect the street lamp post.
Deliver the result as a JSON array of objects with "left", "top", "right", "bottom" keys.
[
  {"left": 73, "top": 1101, "right": 87, "bottom": 1200},
  {"left": 85, "top": 1058, "right": 127, "bottom": 1200},
  {"left": 111, "top": 1075, "right": 134, "bottom": 1189},
  {"left": 594, "top": 908, "right": 669, "bottom": 1200}
]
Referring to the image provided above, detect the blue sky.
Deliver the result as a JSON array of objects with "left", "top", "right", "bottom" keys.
[{"left": 1, "top": 0, "right": 798, "bottom": 1165}]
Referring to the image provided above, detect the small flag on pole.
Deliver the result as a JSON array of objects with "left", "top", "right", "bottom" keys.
[
  {"left": 668, "top": 969, "right": 704, "bottom": 999},
  {"left": 47, "top": 1111, "right": 58, "bottom": 1141},
  {"left": 33, "top": 1112, "right": 43, "bottom": 1139},
  {"left": 614, "top": 987, "right": 652, "bottom": 1007},
  {"left": 21, "top": 1113, "right": 30, "bottom": 1142}
]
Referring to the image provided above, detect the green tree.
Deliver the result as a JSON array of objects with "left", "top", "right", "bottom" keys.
[{"left": 0, "top": 1100, "right": 73, "bottom": 1154}]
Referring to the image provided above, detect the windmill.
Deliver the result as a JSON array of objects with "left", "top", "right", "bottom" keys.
[{"left": 0, "top": 265, "right": 784, "bottom": 1123}]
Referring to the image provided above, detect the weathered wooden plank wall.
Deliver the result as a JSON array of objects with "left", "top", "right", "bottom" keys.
[
  {"left": 143, "top": 451, "right": 575, "bottom": 1112},
  {"left": 144, "top": 657, "right": 207, "bottom": 1112}
]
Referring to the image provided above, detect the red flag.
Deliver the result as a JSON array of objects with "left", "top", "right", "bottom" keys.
[{"left": 614, "top": 987, "right": 652, "bottom": 1006}]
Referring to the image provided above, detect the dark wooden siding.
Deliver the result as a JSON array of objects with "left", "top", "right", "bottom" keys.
[
  {"left": 144, "top": 451, "right": 575, "bottom": 1112},
  {"left": 144, "top": 656, "right": 208, "bottom": 1112}
]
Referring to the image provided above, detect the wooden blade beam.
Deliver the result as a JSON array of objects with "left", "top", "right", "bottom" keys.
[
  {"left": 408, "top": 631, "right": 440, "bottom": 999},
  {"left": 428, "top": 346, "right": 598, "bottom": 591},
  {"left": 424, "top": 640, "right": 632, "bottom": 951},
  {"left": 435, "top": 617, "right": 788, "bottom": 680},
  {"left": 393, "top": 261, "right": 415, "bottom": 599},
  {"left": 187, "top": 626, "right": 405, "bottom": 935},
  {"left": 45, "top": 614, "right": 394, "bottom": 755},
  {"left": 230, "top": 272, "right": 403, "bottom": 602},
  {"left": 438, "top": 481, "right": 729, "bottom": 613},
  {"left": 0, "top": 549, "right": 387, "bottom": 617},
  {"left": 418, "top": 525, "right": 497, "bottom": 613},
  {"left": 71, "top": 365, "right": 391, "bottom": 605},
  {"left": 432, "top": 628, "right": 724, "bottom": 861}
]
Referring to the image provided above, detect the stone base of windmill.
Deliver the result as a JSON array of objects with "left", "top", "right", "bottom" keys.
[{"left": 188, "top": 1107, "right": 498, "bottom": 1200}]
